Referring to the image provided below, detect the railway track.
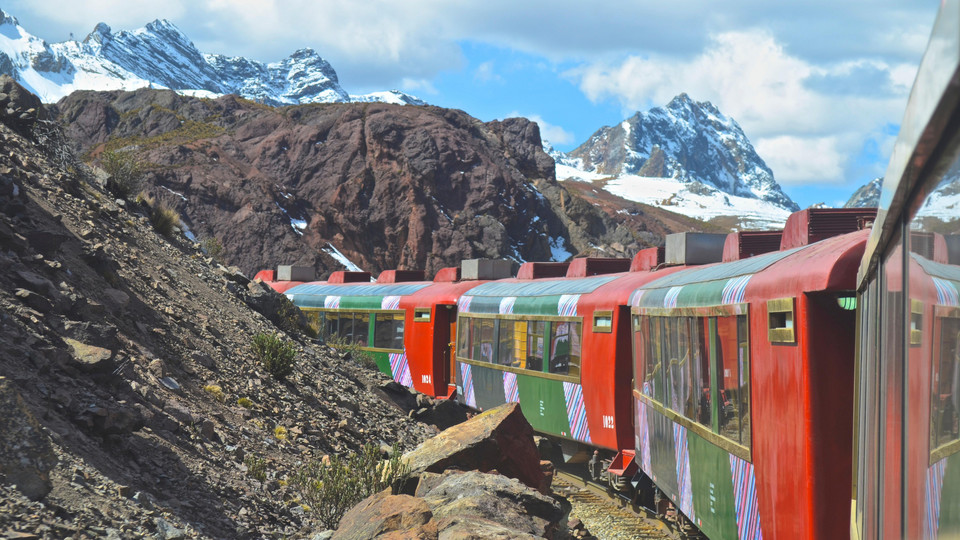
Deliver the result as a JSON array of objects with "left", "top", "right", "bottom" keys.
[{"left": 553, "top": 469, "right": 681, "bottom": 540}]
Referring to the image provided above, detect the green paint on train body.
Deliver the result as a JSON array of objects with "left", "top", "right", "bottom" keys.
[
  {"left": 687, "top": 431, "right": 739, "bottom": 539},
  {"left": 516, "top": 372, "right": 571, "bottom": 437},
  {"left": 366, "top": 350, "right": 392, "bottom": 377},
  {"left": 456, "top": 362, "right": 573, "bottom": 439}
]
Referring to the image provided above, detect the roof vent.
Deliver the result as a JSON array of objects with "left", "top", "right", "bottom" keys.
[
  {"left": 722, "top": 231, "right": 783, "bottom": 262},
  {"left": 433, "top": 267, "right": 461, "bottom": 282},
  {"left": 376, "top": 270, "right": 426, "bottom": 283},
  {"left": 911, "top": 232, "right": 949, "bottom": 264},
  {"left": 517, "top": 262, "right": 570, "bottom": 279},
  {"left": 461, "top": 259, "right": 513, "bottom": 281},
  {"left": 630, "top": 247, "right": 665, "bottom": 272},
  {"left": 665, "top": 233, "right": 726, "bottom": 265},
  {"left": 253, "top": 269, "right": 276, "bottom": 282},
  {"left": 327, "top": 271, "right": 372, "bottom": 283},
  {"left": 277, "top": 265, "right": 315, "bottom": 282},
  {"left": 780, "top": 208, "right": 878, "bottom": 250},
  {"left": 566, "top": 257, "right": 631, "bottom": 277}
]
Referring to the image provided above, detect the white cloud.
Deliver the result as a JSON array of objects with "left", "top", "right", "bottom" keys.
[
  {"left": 568, "top": 29, "right": 913, "bottom": 185},
  {"left": 754, "top": 135, "right": 849, "bottom": 185},
  {"left": 506, "top": 112, "right": 573, "bottom": 145}
]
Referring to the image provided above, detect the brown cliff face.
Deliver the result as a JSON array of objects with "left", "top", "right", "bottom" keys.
[{"left": 54, "top": 90, "right": 655, "bottom": 277}]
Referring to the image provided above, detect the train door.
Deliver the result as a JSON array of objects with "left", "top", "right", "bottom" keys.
[{"left": 432, "top": 304, "right": 457, "bottom": 398}]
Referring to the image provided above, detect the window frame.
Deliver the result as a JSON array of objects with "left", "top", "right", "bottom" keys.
[
  {"left": 414, "top": 307, "right": 432, "bottom": 323},
  {"left": 455, "top": 313, "right": 583, "bottom": 384},
  {"left": 592, "top": 310, "right": 614, "bottom": 333},
  {"left": 931, "top": 304, "right": 960, "bottom": 463},
  {"left": 767, "top": 297, "right": 796, "bottom": 344},
  {"left": 632, "top": 302, "right": 752, "bottom": 462},
  {"left": 306, "top": 308, "right": 406, "bottom": 352}
]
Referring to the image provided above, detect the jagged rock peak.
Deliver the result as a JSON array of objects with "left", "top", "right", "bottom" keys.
[
  {"left": 844, "top": 177, "right": 883, "bottom": 208},
  {"left": 567, "top": 93, "right": 799, "bottom": 212}
]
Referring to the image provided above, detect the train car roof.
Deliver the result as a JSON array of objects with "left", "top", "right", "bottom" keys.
[
  {"left": 632, "top": 230, "right": 869, "bottom": 309},
  {"left": 284, "top": 281, "right": 433, "bottom": 309}
]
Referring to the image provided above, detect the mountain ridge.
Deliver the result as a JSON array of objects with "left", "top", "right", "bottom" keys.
[{"left": 0, "top": 10, "right": 424, "bottom": 107}]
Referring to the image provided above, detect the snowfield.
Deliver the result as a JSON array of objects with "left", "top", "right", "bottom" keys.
[{"left": 556, "top": 164, "right": 792, "bottom": 230}]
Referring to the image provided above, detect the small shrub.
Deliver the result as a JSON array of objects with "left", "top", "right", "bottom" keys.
[
  {"left": 292, "top": 443, "right": 408, "bottom": 530},
  {"left": 252, "top": 332, "right": 297, "bottom": 380},
  {"left": 204, "top": 384, "right": 225, "bottom": 403},
  {"left": 200, "top": 236, "right": 225, "bottom": 263},
  {"left": 244, "top": 454, "right": 267, "bottom": 482},
  {"left": 274, "top": 425, "right": 288, "bottom": 441},
  {"left": 150, "top": 205, "right": 181, "bottom": 237},
  {"left": 100, "top": 150, "right": 143, "bottom": 199},
  {"left": 237, "top": 397, "right": 254, "bottom": 409}
]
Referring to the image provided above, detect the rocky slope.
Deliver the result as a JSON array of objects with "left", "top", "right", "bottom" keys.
[
  {"left": 52, "top": 88, "right": 664, "bottom": 278},
  {"left": 0, "top": 10, "right": 423, "bottom": 107},
  {"left": 0, "top": 75, "right": 443, "bottom": 538},
  {"left": 565, "top": 94, "right": 797, "bottom": 211}
]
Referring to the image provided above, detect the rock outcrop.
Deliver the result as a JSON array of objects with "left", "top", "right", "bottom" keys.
[{"left": 53, "top": 89, "right": 656, "bottom": 277}]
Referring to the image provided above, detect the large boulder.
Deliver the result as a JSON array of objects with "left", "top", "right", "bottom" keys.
[
  {"left": 332, "top": 491, "right": 436, "bottom": 540},
  {"left": 332, "top": 470, "right": 569, "bottom": 539},
  {"left": 420, "top": 470, "right": 568, "bottom": 539},
  {"left": 402, "top": 402, "right": 547, "bottom": 493},
  {"left": 0, "top": 377, "right": 58, "bottom": 500}
]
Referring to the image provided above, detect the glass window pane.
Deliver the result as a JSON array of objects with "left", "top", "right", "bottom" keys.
[
  {"left": 716, "top": 315, "right": 740, "bottom": 443},
  {"left": 325, "top": 311, "right": 338, "bottom": 339},
  {"left": 339, "top": 312, "right": 354, "bottom": 341},
  {"left": 498, "top": 320, "right": 515, "bottom": 367},
  {"left": 458, "top": 317, "right": 471, "bottom": 359},
  {"left": 527, "top": 320, "right": 546, "bottom": 372},
  {"left": 478, "top": 319, "right": 495, "bottom": 363},
  {"left": 568, "top": 323, "right": 581, "bottom": 379},
  {"left": 692, "top": 317, "right": 711, "bottom": 427},
  {"left": 933, "top": 316, "right": 960, "bottom": 448},
  {"left": 514, "top": 320, "right": 528, "bottom": 368},
  {"left": 374, "top": 313, "right": 393, "bottom": 348},
  {"left": 549, "top": 322, "right": 572, "bottom": 375},
  {"left": 737, "top": 315, "right": 751, "bottom": 449},
  {"left": 392, "top": 317, "right": 405, "bottom": 350},
  {"left": 355, "top": 313, "right": 370, "bottom": 346}
]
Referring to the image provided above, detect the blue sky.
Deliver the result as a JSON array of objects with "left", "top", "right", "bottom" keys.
[{"left": 3, "top": 0, "right": 943, "bottom": 208}]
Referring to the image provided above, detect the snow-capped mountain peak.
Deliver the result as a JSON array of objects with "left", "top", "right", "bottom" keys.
[
  {"left": 565, "top": 94, "right": 799, "bottom": 213},
  {"left": 0, "top": 10, "right": 422, "bottom": 107}
]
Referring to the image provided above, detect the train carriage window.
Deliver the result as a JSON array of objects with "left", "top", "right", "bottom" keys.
[
  {"left": 374, "top": 313, "right": 399, "bottom": 349},
  {"left": 414, "top": 308, "right": 431, "bottom": 323},
  {"left": 338, "top": 312, "right": 354, "bottom": 342},
  {"left": 737, "top": 315, "right": 752, "bottom": 449},
  {"left": 473, "top": 319, "right": 495, "bottom": 363},
  {"left": 692, "top": 318, "right": 711, "bottom": 427},
  {"left": 392, "top": 315, "right": 405, "bottom": 350},
  {"left": 593, "top": 311, "right": 613, "bottom": 333},
  {"left": 932, "top": 311, "right": 960, "bottom": 451},
  {"left": 526, "top": 320, "right": 547, "bottom": 372},
  {"left": 645, "top": 318, "right": 667, "bottom": 403},
  {"left": 458, "top": 317, "right": 472, "bottom": 359},
  {"left": 767, "top": 298, "right": 796, "bottom": 343},
  {"left": 549, "top": 322, "right": 581, "bottom": 377},
  {"left": 355, "top": 312, "right": 370, "bottom": 346},
  {"left": 498, "top": 320, "right": 515, "bottom": 367},
  {"left": 325, "top": 312, "right": 338, "bottom": 340},
  {"left": 513, "top": 321, "right": 529, "bottom": 368}
]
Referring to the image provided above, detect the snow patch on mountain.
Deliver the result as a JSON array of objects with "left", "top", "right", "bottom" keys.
[{"left": 0, "top": 9, "right": 423, "bottom": 107}]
